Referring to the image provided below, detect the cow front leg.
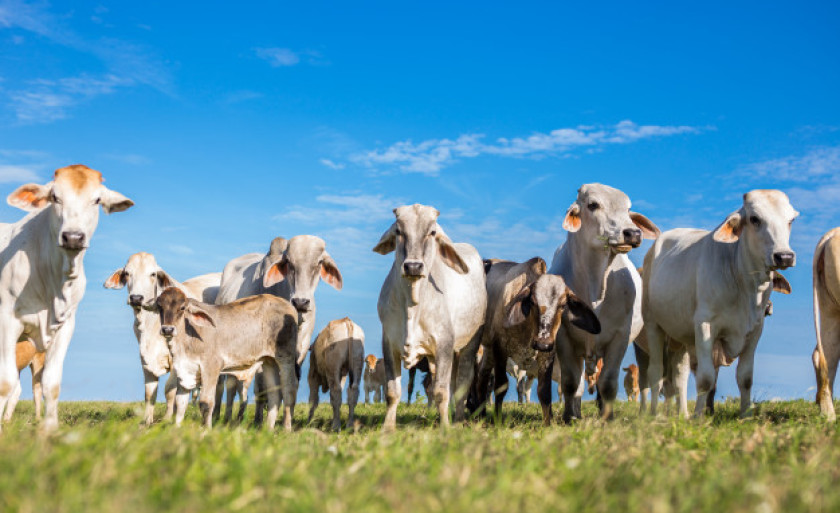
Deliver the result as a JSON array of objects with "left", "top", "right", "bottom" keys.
[
  {"left": 693, "top": 320, "right": 715, "bottom": 418},
  {"left": 382, "top": 341, "right": 402, "bottom": 432},
  {"left": 453, "top": 331, "right": 480, "bottom": 422},
  {"left": 163, "top": 372, "right": 178, "bottom": 421},
  {"left": 558, "top": 356, "right": 583, "bottom": 424},
  {"left": 633, "top": 342, "right": 649, "bottom": 414},
  {"left": 223, "top": 375, "right": 238, "bottom": 424},
  {"left": 199, "top": 369, "right": 221, "bottom": 429},
  {"left": 668, "top": 345, "right": 691, "bottom": 419},
  {"left": 31, "top": 355, "right": 45, "bottom": 420},
  {"left": 434, "top": 343, "right": 455, "bottom": 430},
  {"left": 174, "top": 385, "right": 190, "bottom": 426},
  {"left": 212, "top": 375, "right": 225, "bottom": 424},
  {"left": 3, "top": 379, "right": 21, "bottom": 422},
  {"left": 0, "top": 319, "right": 23, "bottom": 431},
  {"left": 537, "top": 356, "right": 554, "bottom": 425},
  {"left": 261, "top": 359, "right": 282, "bottom": 430},
  {"left": 277, "top": 357, "right": 298, "bottom": 432},
  {"left": 645, "top": 321, "right": 667, "bottom": 416},
  {"left": 41, "top": 317, "right": 75, "bottom": 433},
  {"left": 737, "top": 336, "right": 759, "bottom": 418},
  {"left": 142, "top": 369, "right": 160, "bottom": 426}
]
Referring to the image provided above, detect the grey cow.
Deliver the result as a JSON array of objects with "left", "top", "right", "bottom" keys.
[
  {"left": 643, "top": 190, "right": 798, "bottom": 419},
  {"left": 156, "top": 287, "right": 299, "bottom": 430},
  {"left": 548, "top": 183, "right": 659, "bottom": 422},
  {"left": 475, "top": 257, "right": 601, "bottom": 424},
  {"left": 374, "top": 204, "right": 487, "bottom": 430},
  {"left": 215, "top": 235, "right": 343, "bottom": 424},
  {"left": 307, "top": 317, "right": 365, "bottom": 431}
]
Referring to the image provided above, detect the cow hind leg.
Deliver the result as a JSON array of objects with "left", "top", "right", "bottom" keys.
[
  {"left": 163, "top": 372, "right": 177, "bottom": 421},
  {"left": 453, "top": 333, "right": 481, "bottom": 423},
  {"left": 223, "top": 376, "right": 238, "bottom": 424},
  {"left": 493, "top": 348, "right": 509, "bottom": 423},
  {"left": 669, "top": 346, "right": 691, "bottom": 419},
  {"left": 633, "top": 342, "right": 649, "bottom": 414},
  {"left": 199, "top": 371, "right": 221, "bottom": 429},
  {"left": 31, "top": 356, "right": 44, "bottom": 420},
  {"left": 277, "top": 358, "right": 298, "bottom": 432},
  {"left": 142, "top": 370, "right": 160, "bottom": 426},
  {"left": 328, "top": 373, "right": 343, "bottom": 432},
  {"left": 645, "top": 322, "right": 668, "bottom": 416},
  {"left": 3, "top": 379, "right": 21, "bottom": 422},
  {"left": 261, "top": 359, "right": 281, "bottom": 430},
  {"left": 252, "top": 371, "right": 266, "bottom": 427},
  {"left": 347, "top": 356, "right": 362, "bottom": 429}
]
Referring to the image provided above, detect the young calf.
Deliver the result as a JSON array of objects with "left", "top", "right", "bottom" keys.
[
  {"left": 307, "top": 318, "right": 365, "bottom": 431},
  {"left": 623, "top": 364, "right": 640, "bottom": 401},
  {"left": 155, "top": 287, "right": 298, "bottom": 430},
  {"left": 364, "top": 354, "right": 386, "bottom": 403},
  {"left": 475, "top": 257, "right": 601, "bottom": 424}
]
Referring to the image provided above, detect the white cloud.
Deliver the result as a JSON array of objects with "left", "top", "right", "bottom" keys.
[
  {"left": 167, "top": 244, "right": 194, "bottom": 256},
  {"left": 9, "top": 74, "right": 132, "bottom": 123},
  {"left": 277, "top": 193, "right": 401, "bottom": 226},
  {"left": 255, "top": 47, "right": 300, "bottom": 66},
  {"left": 0, "top": 164, "right": 38, "bottom": 183},
  {"left": 743, "top": 146, "right": 840, "bottom": 182},
  {"left": 319, "top": 158, "right": 345, "bottom": 170},
  {"left": 348, "top": 121, "right": 704, "bottom": 175}
]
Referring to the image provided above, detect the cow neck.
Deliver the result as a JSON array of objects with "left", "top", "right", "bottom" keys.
[
  {"left": 732, "top": 237, "right": 772, "bottom": 305},
  {"left": 34, "top": 209, "right": 86, "bottom": 333},
  {"left": 564, "top": 231, "right": 615, "bottom": 306}
]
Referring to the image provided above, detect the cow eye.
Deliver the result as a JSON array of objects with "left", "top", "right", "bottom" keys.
[
  {"left": 50, "top": 192, "right": 61, "bottom": 204},
  {"left": 93, "top": 197, "right": 101, "bottom": 205},
  {"left": 588, "top": 202, "right": 600, "bottom": 211},
  {"left": 179, "top": 305, "right": 186, "bottom": 311},
  {"left": 395, "top": 228, "right": 402, "bottom": 236},
  {"left": 750, "top": 216, "right": 761, "bottom": 227},
  {"left": 430, "top": 230, "right": 437, "bottom": 237}
]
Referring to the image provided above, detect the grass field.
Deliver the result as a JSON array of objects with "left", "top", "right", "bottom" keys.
[{"left": 0, "top": 399, "right": 838, "bottom": 513}]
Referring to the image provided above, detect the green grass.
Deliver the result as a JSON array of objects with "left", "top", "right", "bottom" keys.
[{"left": 1, "top": 399, "right": 839, "bottom": 513}]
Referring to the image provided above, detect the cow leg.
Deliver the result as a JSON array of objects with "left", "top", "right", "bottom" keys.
[
  {"left": 277, "top": 357, "right": 298, "bottom": 432},
  {"left": 174, "top": 385, "right": 190, "bottom": 427},
  {"left": 556, "top": 341, "right": 583, "bottom": 424},
  {"left": 31, "top": 355, "right": 44, "bottom": 420},
  {"left": 819, "top": 315, "right": 840, "bottom": 400},
  {"left": 199, "top": 368, "right": 221, "bottom": 429},
  {"left": 453, "top": 331, "right": 481, "bottom": 423},
  {"left": 382, "top": 335, "right": 402, "bottom": 432},
  {"left": 693, "top": 321, "right": 715, "bottom": 418},
  {"left": 0, "top": 319, "right": 23, "bottom": 430},
  {"left": 669, "top": 346, "right": 691, "bottom": 419},
  {"left": 212, "top": 375, "right": 225, "bottom": 424},
  {"left": 142, "top": 369, "right": 160, "bottom": 426},
  {"left": 163, "top": 372, "right": 178, "bottom": 421},
  {"left": 252, "top": 371, "right": 266, "bottom": 427},
  {"left": 41, "top": 317, "right": 75, "bottom": 433},
  {"left": 236, "top": 374, "right": 253, "bottom": 424},
  {"left": 347, "top": 353, "right": 362, "bottom": 429},
  {"left": 261, "top": 359, "right": 281, "bottom": 430},
  {"left": 633, "top": 342, "right": 649, "bottom": 414},
  {"left": 524, "top": 376, "right": 534, "bottom": 404},
  {"left": 598, "top": 338, "right": 630, "bottom": 421},
  {"left": 407, "top": 366, "right": 416, "bottom": 405},
  {"left": 705, "top": 367, "right": 719, "bottom": 415},
  {"left": 537, "top": 356, "right": 554, "bottom": 426},
  {"left": 223, "top": 375, "right": 238, "bottom": 424},
  {"left": 307, "top": 376, "right": 320, "bottom": 424},
  {"left": 645, "top": 321, "right": 667, "bottom": 416},
  {"left": 3, "top": 379, "right": 21, "bottom": 422},
  {"left": 328, "top": 372, "right": 343, "bottom": 432},
  {"left": 473, "top": 343, "right": 495, "bottom": 419},
  {"left": 737, "top": 334, "right": 759, "bottom": 418},
  {"left": 492, "top": 347, "right": 508, "bottom": 423},
  {"left": 434, "top": 341, "right": 455, "bottom": 430}
]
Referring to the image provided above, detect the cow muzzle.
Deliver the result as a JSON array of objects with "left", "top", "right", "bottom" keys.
[
  {"left": 60, "top": 231, "right": 86, "bottom": 251},
  {"left": 160, "top": 325, "right": 176, "bottom": 338},
  {"left": 402, "top": 260, "right": 425, "bottom": 279},
  {"left": 772, "top": 251, "right": 795, "bottom": 270},
  {"left": 291, "top": 297, "right": 311, "bottom": 312},
  {"left": 128, "top": 294, "right": 144, "bottom": 308}
]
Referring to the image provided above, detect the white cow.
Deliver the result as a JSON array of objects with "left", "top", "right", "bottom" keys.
[
  {"left": 104, "top": 252, "right": 221, "bottom": 425},
  {"left": 216, "top": 235, "right": 342, "bottom": 425},
  {"left": 374, "top": 204, "right": 487, "bottom": 430},
  {"left": 549, "top": 183, "right": 659, "bottom": 422},
  {"left": 0, "top": 164, "right": 133, "bottom": 431},
  {"left": 643, "top": 190, "right": 798, "bottom": 418}
]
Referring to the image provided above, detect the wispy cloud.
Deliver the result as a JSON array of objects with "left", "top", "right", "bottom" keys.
[
  {"left": 0, "top": 164, "right": 39, "bottom": 183},
  {"left": 254, "top": 47, "right": 326, "bottom": 67},
  {"left": 276, "top": 193, "right": 401, "bottom": 226},
  {"left": 319, "top": 158, "right": 345, "bottom": 170},
  {"left": 742, "top": 146, "right": 840, "bottom": 182},
  {"left": 1, "top": 1, "right": 171, "bottom": 124},
  {"left": 0, "top": 148, "right": 51, "bottom": 184},
  {"left": 100, "top": 152, "right": 150, "bottom": 166},
  {"left": 348, "top": 120, "right": 705, "bottom": 175}
]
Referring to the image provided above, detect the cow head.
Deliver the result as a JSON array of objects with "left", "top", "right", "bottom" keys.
[
  {"left": 7, "top": 164, "right": 134, "bottom": 253},
  {"left": 365, "top": 354, "right": 378, "bottom": 371},
  {"left": 263, "top": 235, "right": 342, "bottom": 313},
  {"left": 713, "top": 190, "right": 799, "bottom": 271},
  {"left": 104, "top": 252, "right": 176, "bottom": 310},
  {"left": 504, "top": 272, "right": 601, "bottom": 352},
  {"left": 155, "top": 287, "right": 215, "bottom": 340},
  {"left": 373, "top": 204, "right": 467, "bottom": 284},
  {"left": 563, "top": 183, "right": 659, "bottom": 254}
]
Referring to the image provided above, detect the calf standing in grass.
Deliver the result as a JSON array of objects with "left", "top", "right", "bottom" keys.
[
  {"left": 364, "top": 354, "right": 386, "bottom": 403},
  {"left": 156, "top": 288, "right": 298, "bottom": 430},
  {"left": 623, "top": 364, "right": 640, "bottom": 401},
  {"left": 475, "top": 257, "right": 600, "bottom": 424},
  {"left": 307, "top": 318, "right": 365, "bottom": 431}
]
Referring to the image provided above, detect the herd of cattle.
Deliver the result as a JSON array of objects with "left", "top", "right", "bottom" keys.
[{"left": 1, "top": 164, "right": 838, "bottom": 434}]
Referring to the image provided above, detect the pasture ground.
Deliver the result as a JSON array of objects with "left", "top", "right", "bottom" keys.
[{"left": 0, "top": 399, "right": 838, "bottom": 513}]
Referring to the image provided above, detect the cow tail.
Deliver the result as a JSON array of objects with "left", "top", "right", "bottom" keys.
[{"left": 814, "top": 237, "right": 836, "bottom": 421}]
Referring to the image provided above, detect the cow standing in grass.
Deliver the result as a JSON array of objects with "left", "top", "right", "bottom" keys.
[{"left": 307, "top": 318, "right": 364, "bottom": 431}]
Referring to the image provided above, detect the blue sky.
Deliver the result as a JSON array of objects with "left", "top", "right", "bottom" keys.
[{"left": 1, "top": 1, "right": 839, "bottom": 404}]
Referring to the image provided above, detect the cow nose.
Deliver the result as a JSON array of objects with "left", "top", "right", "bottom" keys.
[
  {"left": 128, "top": 294, "right": 144, "bottom": 306},
  {"left": 773, "top": 251, "right": 796, "bottom": 269},
  {"left": 60, "top": 231, "right": 86, "bottom": 250},
  {"left": 291, "top": 298, "right": 311, "bottom": 312},
  {"left": 403, "top": 261, "right": 424, "bottom": 276},
  {"left": 622, "top": 228, "right": 642, "bottom": 247},
  {"left": 160, "top": 326, "right": 175, "bottom": 337}
]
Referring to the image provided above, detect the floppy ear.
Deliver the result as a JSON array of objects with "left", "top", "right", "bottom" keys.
[
  {"left": 436, "top": 232, "right": 468, "bottom": 274},
  {"left": 185, "top": 302, "right": 216, "bottom": 328},
  {"left": 562, "top": 202, "right": 581, "bottom": 232},
  {"left": 373, "top": 222, "right": 397, "bottom": 254},
  {"left": 7, "top": 183, "right": 51, "bottom": 211},
  {"left": 504, "top": 284, "right": 533, "bottom": 328},
  {"left": 156, "top": 270, "right": 174, "bottom": 289},
  {"left": 772, "top": 273, "right": 791, "bottom": 294},
  {"left": 630, "top": 212, "right": 660, "bottom": 239},
  {"left": 565, "top": 292, "right": 601, "bottom": 335},
  {"left": 100, "top": 187, "right": 134, "bottom": 214},
  {"left": 103, "top": 268, "right": 126, "bottom": 289},
  {"left": 713, "top": 209, "right": 744, "bottom": 243},
  {"left": 263, "top": 255, "right": 288, "bottom": 288},
  {"left": 320, "top": 252, "right": 343, "bottom": 290}
]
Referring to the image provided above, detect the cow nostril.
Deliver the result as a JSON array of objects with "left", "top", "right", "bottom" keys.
[
  {"left": 772, "top": 251, "right": 796, "bottom": 269},
  {"left": 129, "top": 294, "right": 144, "bottom": 306},
  {"left": 622, "top": 228, "right": 642, "bottom": 245},
  {"left": 291, "top": 298, "right": 311, "bottom": 312},
  {"left": 403, "top": 261, "right": 424, "bottom": 276},
  {"left": 161, "top": 326, "right": 175, "bottom": 337},
  {"left": 60, "top": 231, "right": 85, "bottom": 249}
]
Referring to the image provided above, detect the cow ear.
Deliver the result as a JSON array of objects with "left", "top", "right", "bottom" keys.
[
  {"left": 104, "top": 268, "right": 127, "bottom": 289},
  {"left": 713, "top": 209, "right": 744, "bottom": 243},
  {"left": 565, "top": 292, "right": 601, "bottom": 335},
  {"left": 630, "top": 212, "right": 660, "bottom": 239},
  {"left": 373, "top": 222, "right": 397, "bottom": 254},
  {"left": 562, "top": 202, "right": 581, "bottom": 232},
  {"left": 772, "top": 272, "right": 791, "bottom": 294},
  {"left": 320, "top": 253, "right": 343, "bottom": 290},
  {"left": 186, "top": 302, "right": 216, "bottom": 328},
  {"left": 156, "top": 270, "right": 174, "bottom": 289},
  {"left": 504, "top": 284, "right": 533, "bottom": 328},
  {"left": 100, "top": 187, "right": 134, "bottom": 214},
  {"left": 7, "top": 183, "right": 51, "bottom": 211},
  {"left": 527, "top": 257, "right": 547, "bottom": 276},
  {"left": 263, "top": 256, "right": 288, "bottom": 288},
  {"left": 436, "top": 232, "right": 468, "bottom": 274}
]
